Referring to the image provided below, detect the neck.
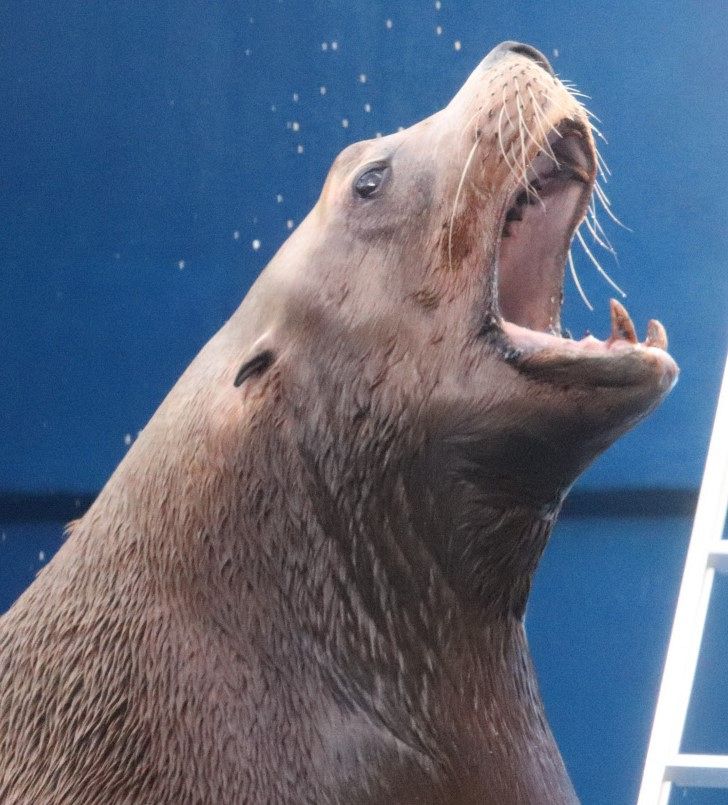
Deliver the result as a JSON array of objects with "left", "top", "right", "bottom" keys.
[
  {"left": 81, "top": 370, "right": 570, "bottom": 793},
  {"left": 290, "top": 412, "right": 560, "bottom": 738}
]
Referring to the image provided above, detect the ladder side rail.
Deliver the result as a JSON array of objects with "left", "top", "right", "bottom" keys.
[{"left": 637, "top": 352, "right": 728, "bottom": 805}]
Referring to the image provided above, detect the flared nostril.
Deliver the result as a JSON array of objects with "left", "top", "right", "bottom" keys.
[
  {"left": 482, "top": 41, "right": 555, "bottom": 77},
  {"left": 507, "top": 43, "right": 555, "bottom": 76}
]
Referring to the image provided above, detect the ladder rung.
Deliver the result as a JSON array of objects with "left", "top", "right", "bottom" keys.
[
  {"left": 665, "top": 754, "right": 728, "bottom": 788},
  {"left": 708, "top": 542, "right": 728, "bottom": 573}
]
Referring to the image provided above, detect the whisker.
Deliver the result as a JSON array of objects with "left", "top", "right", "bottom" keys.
[
  {"left": 565, "top": 87, "right": 592, "bottom": 101},
  {"left": 583, "top": 213, "right": 617, "bottom": 256},
  {"left": 529, "top": 89, "right": 561, "bottom": 159},
  {"left": 517, "top": 80, "right": 559, "bottom": 169},
  {"left": 513, "top": 88, "right": 530, "bottom": 189},
  {"left": 589, "top": 123, "right": 609, "bottom": 144},
  {"left": 594, "top": 146, "right": 612, "bottom": 182},
  {"left": 448, "top": 132, "right": 482, "bottom": 270},
  {"left": 594, "top": 181, "right": 631, "bottom": 230},
  {"left": 576, "top": 228, "right": 627, "bottom": 297},
  {"left": 531, "top": 76, "right": 567, "bottom": 131},
  {"left": 584, "top": 108, "right": 603, "bottom": 125},
  {"left": 589, "top": 200, "right": 618, "bottom": 254},
  {"left": 595, "top": 179, "right": 613, "bottom": 206},
  {"left": 568, "top": 249, "right": 594, "bottom": 311},
  {"left": 500, "top": 86, "right": 517, "bottom": 131},
  {"left": 501, "top": 87, "right": 531, "bottom": 189},
  {"left": 461, "top": 106, "right": 484, "bottom": 143},
  {"left": 497, "top": 102, "right": 523, "bottom": 187}
]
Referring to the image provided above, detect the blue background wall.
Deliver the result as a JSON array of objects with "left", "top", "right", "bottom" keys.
[{"left": 2, "top": 2, "right": 727, "bottom": 803}]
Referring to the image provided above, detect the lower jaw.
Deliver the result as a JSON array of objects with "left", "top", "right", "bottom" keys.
[{"left": 486, "top": 294, "right": 677, "bottom": 391}]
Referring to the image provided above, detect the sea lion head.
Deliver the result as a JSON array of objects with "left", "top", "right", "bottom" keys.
[{"left": 231, "top": 41, "right": 677, "bottom": 518}]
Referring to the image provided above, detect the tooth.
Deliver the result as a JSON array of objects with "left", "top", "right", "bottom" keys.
[
  {"left": 609, "top": 298, "right": 637, "bottom": 344},
  {"left": 645, "top": 319, "right": 668, "bottom": 350}
]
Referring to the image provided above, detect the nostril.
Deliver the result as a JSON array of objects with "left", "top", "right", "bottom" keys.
[
  {"left": 507, "top": 43, "right": 555, "bottom": 77},
  {"left": 482, "top": 41, "right": 556, "bottom": 78}
]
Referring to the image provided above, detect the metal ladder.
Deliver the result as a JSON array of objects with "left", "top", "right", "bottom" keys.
[{"left": 638, "top": 352, "right": 728, "bottom": 804}]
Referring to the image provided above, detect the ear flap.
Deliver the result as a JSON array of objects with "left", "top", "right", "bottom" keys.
[{"left": 234, "top": 350, "right": 275, "bottom": 387}]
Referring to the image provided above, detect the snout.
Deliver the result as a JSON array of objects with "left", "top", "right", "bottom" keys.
[{"left": 479, "top": 41, "right": 555, "bottom": 77}]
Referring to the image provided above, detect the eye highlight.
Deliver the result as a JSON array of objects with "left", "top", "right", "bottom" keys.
[{"left": 354, "top": 166, "right": 389, "bottom": 198}]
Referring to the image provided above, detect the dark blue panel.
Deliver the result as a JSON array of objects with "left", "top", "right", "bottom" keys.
[
  {"left": 529, "top": 515, "right": 693, "bottom": 805},
  {"left": 0, "top": 522, "right": 65, "bottom": 613},
  {"left": 0, "top": 0, "right": 725, "bottom": 493}
]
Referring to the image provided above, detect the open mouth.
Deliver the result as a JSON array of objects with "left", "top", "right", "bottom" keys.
[{"left": 489, "top": 119, "right": 677, "bottom": 390}]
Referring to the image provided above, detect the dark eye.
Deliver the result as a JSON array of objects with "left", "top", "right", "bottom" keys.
[{"left": 355, "top": 167, "right": 389, "bottom": 198}]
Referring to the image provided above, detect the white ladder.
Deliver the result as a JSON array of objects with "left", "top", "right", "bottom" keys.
[{"left": 638, "top": 352, "right": 728, "bottom": 804}]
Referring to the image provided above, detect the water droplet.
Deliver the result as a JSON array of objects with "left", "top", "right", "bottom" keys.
[
  {"left": 124, "top": 433, "right": 132, "bottom": 446},
  {"left": 276, "top": 194, "right": 284, "bottom": 203},
  {"left": 385, "top": 19, "right": 393, "bottom": 29},
  {"left": 454, "top": 40, "right": 461, "bottom": 51},
  {"left": 286, "top": 220, "right": 294, "bottom": 229},
  {"left": 244, "top": 48, "right": 252, "bottom": 57},
  {"left": 321, "top": 42, "right": 328, "bottom": 51},
  {"left": 292, "top": 121, "right": 300, "bottom": 132},
  {"left": 435, "top": 0, "right": 441, "bottom": 8},
  {"left": 331, "top": 41, "right": 338, "bottom": 51},
  {"left": 364, "top": 103, "right": 371, "bottom": 113},
  {"left": 233, "top": 230, "right": 240, "bottom": 240},
  {"left": 39, "top": 551, "right": 45, "bottom": 562},
  {"left": 319, "top": 85, "right": 327, "bottom": 95},
  {"left": 553, "top": 48, "right": 560, "bottom": 58},
  {"left": 292, "top": 92, "right": 299, "bottom": 102},
  {"left": 296, "top": 144, "right": 304, "bottom": 153},
  {"left": 435, "top": 25, "right": 443, "bottom": 35},
  {"left": 252, "top": 239, "right": 261, "bottom": 251},
  {"left": 341, "top": 118, "right": 349, "bottom": 128},
  {"left": 177, "top": 259, "right": 185, "bottom": 270},
  {"left": 359, "top": 73, "right": 367, "bottom": 83}
]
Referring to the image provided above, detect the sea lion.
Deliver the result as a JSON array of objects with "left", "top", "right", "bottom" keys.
[{"left": 0, "top": 41, "right": 677, "bottom": 804}]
